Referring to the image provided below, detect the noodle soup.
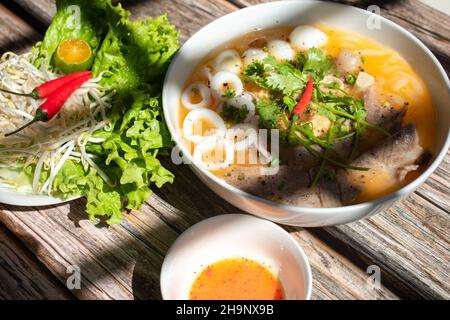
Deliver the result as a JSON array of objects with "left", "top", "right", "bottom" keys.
[{"left": 179, "top": 25, "right": 436, "bottom": 207}]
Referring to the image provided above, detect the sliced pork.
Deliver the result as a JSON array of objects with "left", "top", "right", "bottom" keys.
[
  {"left": 224, "top": 124, "right": 426, "bottom": 208},
  {"left": 363, "top": 85, "right": 407, "bottom": 133},
  {"left": 340, "top": 123, "right": 426, "bottom": 203},
  {"left": 224, "top": 165, "right": 350, "bottom": 208}
]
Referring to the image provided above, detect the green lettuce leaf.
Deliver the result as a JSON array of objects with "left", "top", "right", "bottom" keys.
[
  {"left": 34, "top": 0, "right": 128, "bottom": 67},
  {"left": 92, "top": 14, "right": 179, "bottom": 96},
  {"left": 53, "top": 160, "right": 123, "bottom": 224},
  {"left": 33, "top": 0, "right": 179, "bottom": 224}
]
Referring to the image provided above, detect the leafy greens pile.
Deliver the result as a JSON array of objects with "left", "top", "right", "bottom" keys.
[{"left": 33, "top": 0, "right": 179, "bottom": 224}]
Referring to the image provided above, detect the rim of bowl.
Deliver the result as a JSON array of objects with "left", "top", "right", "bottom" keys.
[
  {"left": 163, "top": 0, "right": 450, "bottom": 218},
  {"left": 160, "top": 213, "right": 313, "bottom": 300},
  {"left": 0, "top": 187, "right": 81, "bottom": 206}
]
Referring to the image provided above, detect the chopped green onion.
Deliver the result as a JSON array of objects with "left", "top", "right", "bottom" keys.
[
  {"left": 322, "top": 103, "right": 391, "bottom": 137},
  {"left": 345, "top": 74, "right": 356, "bottom": 85}
]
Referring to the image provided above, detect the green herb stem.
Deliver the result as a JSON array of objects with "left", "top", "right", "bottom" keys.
[
  {"left": 311, "top": 159, "right": 327, "bottom": 188},
  {"left": 349, "top": 122, "right": 360, "bottom": 162},
  {"left": 296, "top": 132, "right": 369, "bottom": 171},
  {"left": 334, "top": 131, "right": 356, "bottom": 142},
  {"left": 296, "top": 126, "right": 332, "bottom": 149},
  {"left": 322, "top": 103, "right": 391, "bottom": 137}
]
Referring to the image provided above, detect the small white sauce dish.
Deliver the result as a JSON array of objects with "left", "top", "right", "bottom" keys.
[{"left": 160, "top": 214, "right": 312, "bottom": 300}]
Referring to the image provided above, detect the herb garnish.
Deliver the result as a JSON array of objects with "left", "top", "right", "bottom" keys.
[
  {"left": 222, "top": 88, "right": 236, "bottom": 99},
  {"left": 221, "top": 103, "right": 249, "bottom": 126},
  {"left": 243, "top": 47, "right": 388, "bottom": 185},
  {"left": 297, "top": 48, "right": 333, "bottom": 80},
  {"left": 244, "top": 57, "right": 306, "bottom": 97},
  {"left": 345, "top": 74, "right": 356, "bottom": 85}
]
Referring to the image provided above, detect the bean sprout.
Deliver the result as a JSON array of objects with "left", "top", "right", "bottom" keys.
[{"left": 0, "top": 52, "right": 114, "bottom": 194}]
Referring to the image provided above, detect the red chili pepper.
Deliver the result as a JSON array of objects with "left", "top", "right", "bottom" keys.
[
  {"left": 0, "top": 70, "right": 91, "bottom": 99},
  {"left": 291, "top": 75, "right": 314, "bottom": 119},
  {"left": 5, "top": 73, "right": 92, "bottom": 136}
]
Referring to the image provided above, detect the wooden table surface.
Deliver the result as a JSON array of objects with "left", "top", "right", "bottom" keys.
[{"left": 0, "top": 0, "right": 449, "bottom": 300}]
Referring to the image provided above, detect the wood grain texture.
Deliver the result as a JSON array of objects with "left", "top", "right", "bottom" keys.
[
  {"left": 0, "top": 197, "right": 398, "bottom": 300},
  {"left": 121, "top": 0, "right": 238, "bottom": 42},
  {"left": 322, "top": 193, "right": 450, "bottom": 299},
  {"left": 0, "top": 3, "right": 41, "bottom": 53},
  {"left": 0, "top": 223, "right": 74, "bottom": 300},
  {"left": 0, "top": 0, "right": 448, "bottom": 300},
  {"left": 0, "top": 201, "right": 169, "bottom": 299},
  {"left": 415, "top": 150, "right": 450, "bottom": 213}
]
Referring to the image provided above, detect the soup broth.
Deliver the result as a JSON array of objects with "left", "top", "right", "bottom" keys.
[{"left": 179, "top": 25, "right": 436, "bottom": 207}]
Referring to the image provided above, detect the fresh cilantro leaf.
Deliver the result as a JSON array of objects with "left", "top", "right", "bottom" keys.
[
  {"left": 298, "top": 48, "right": 333, "bottom": 80},
  {"left": 222, "top": 88, "right": 236, "bottom": 99},
  {"left": 256, "top": 101, "right": 284, "bottom": 129},
  {"left": 244, "top": 57, "right": 306, "bottom": 97},
  {"left": 263, "top": 57, "right": 306, "bottom": 96},
  {"left": 243, "top": 60, "right": 268, "bottom": 88},
  {"left": 221, "top": 103, "right": 249, "bottom": 125}
]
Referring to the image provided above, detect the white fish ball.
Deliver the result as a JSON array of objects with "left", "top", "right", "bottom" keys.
[
  {"left": 213, "top": 49, "right": 243, "bottom": 74},
  {"left": 242, "top": 48, "right": 268, "bottom": 66},
  {"left": 267, "top": 40, "right": 295, "bottom": 61},
  {"left": 290, "top": 25, "right": 328, "bottom": 51}
]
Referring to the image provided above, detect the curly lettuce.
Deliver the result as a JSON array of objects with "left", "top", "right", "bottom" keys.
[
  {"left": 92, "top": 14, "right": 179, "bottom": 95},
  {"left": 34, "top": 0, "right": 179, "bottom": 224}
]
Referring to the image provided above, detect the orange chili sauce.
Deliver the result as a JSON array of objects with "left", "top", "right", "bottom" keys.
[{"left": 189, "top": 258, "right": 284, "bottom": 300}]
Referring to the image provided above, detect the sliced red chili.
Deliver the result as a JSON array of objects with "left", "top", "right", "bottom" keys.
[
  {"left": 0, "top": 70, "right": 91, "bottom": 99},
  {"left": 35, "top": 70, "right": 92, "bottom": 99},
  {"left": 291, "top": 75, "right": 314, "bottom": 119},
  {"left": 5, "top": 73, "right": 92, "bottom": 136}
]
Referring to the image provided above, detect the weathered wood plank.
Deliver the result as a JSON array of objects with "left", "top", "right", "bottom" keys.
[
  {"left": 0, "top": 223, "right": 74, "bottom": 300},
  {"left": 317, "top": 192, "right": 450, "bottom": 299},
  {"left": 415, "top": 150, "right": 450, "bottom": 213},
  {"left": 121, "top": 0, "right": 238, "bottom": 42},
  {"left": 0, "top": 200, "right": 179, "bottom": 299},
  {"left": 0, "top": 3, "right": 41, "bottom": 53},
  {"left": 0, "top": 194, "right": 399, "bottom": 300}
]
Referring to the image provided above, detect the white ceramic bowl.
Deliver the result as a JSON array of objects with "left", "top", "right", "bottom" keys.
[
  {"left": 163, "top": 0, "right": 450, "bottom": 227},
  {"left": 160, "top": 214, "right": 312, "bottom": 300}
]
